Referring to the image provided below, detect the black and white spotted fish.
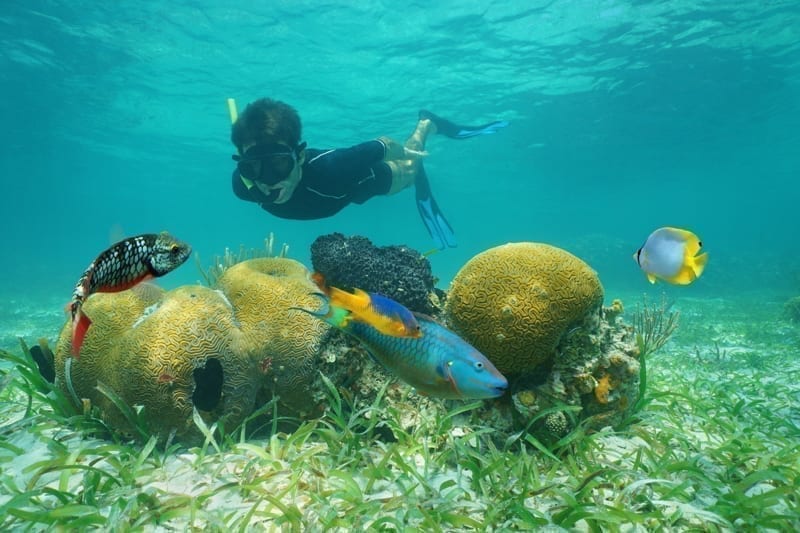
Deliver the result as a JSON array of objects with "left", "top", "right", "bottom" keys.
[{"left": 68, "top": 231, "right": 191, "bottom": 357}]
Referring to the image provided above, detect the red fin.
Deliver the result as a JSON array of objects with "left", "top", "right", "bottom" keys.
[{"left": 71, "top": 308, "right": 92, "bottom": 358}]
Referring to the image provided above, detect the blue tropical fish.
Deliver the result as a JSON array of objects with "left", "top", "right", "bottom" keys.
[{"left": 294, "top": 293, "right": 508, "bottom": 399}]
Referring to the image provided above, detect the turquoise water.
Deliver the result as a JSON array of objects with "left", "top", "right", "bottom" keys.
[
  {"left": 1, "top": 2, "right": 798, "bottom": 302},
  {"left": 2, "top": 4, "right": 800, "bottom": 529}
]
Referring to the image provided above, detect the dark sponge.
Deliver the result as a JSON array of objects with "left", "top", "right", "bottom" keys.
[{"left": 310, "top": 233, "right": 437, "bottom": 314}]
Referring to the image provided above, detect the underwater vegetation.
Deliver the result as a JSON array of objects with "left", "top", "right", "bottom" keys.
[
  {"left": 2, "top": 292, "right": 799, "bottom": 530},
  {"left": 1, "top": 237, "right": 798, "bottom": 529}
]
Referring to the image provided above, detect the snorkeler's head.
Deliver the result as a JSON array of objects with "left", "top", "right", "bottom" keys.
[
  {"left": 232, "top": 140, "right": 307, "bottom": 186},
  {"left": 231, "top": 98, "right": 302, "bottom": 152}
]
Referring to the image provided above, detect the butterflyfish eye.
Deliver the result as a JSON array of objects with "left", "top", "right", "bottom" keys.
[{"left": 698, "top": 241, "right": 703, "bottom": 247}]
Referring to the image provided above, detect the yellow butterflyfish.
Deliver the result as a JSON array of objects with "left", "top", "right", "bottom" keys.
[{"left": 633, "top": 227, "right": 708, "bottom": 285}]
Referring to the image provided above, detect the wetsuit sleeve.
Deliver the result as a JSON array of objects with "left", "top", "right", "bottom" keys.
[{"left": 331, "top": 140, "right": 387, "bottom": 175}]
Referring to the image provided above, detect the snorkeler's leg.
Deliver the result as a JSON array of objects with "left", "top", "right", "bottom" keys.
[
  {"left": 386, "top": 160, "right": 416, "bottom": 195},
  {"left": 418, "top": 110, "right": 508, "bottom": 139}
]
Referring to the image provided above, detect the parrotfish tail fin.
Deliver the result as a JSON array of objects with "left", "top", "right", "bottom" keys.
[
  {"left": 419, "top": 109, "right": 508, "bottom": 140},
  {"left": 415, "top": 164, "right": 457, "bottom": 250},
  {"left": 692, "top": 252, "right": 709, "bottom": 278},
  {"left": 71, "top": 307, "right": 91, "bottom": 358},
  {"left": 289, "top": 292, "right": 331, "bottom": 320},
  {"left": 290, "top": 293, "right": 353, "bottom": 329}
]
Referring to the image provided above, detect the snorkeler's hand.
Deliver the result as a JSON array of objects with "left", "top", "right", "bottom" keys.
[{"left": 379, "top": 136, "right": 428, "bottom": 161}]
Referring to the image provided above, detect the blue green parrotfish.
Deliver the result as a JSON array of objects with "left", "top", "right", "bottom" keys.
[{"left": 294, "top": 293, "right": 508, "bottom": 399}]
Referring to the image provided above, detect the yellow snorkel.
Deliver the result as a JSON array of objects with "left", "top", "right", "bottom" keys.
[
  {"left": 228, "top": 97, "right": 255, "bottom": 190},
  {"left": 227, "top": 97, "right": 238, "bottom": 124}
]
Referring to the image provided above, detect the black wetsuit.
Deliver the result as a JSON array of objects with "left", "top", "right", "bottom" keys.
[{"left": 232, "top": 140, "right": 392, "bottom": 220}]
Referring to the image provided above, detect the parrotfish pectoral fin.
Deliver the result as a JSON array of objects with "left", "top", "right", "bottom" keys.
[
  {"left": 290, "top": 292, "right": 354, "bottom": 329},
  {"left": 435, "top": 360, "right": 461, "bottom": 397},
  {"left": 289, "top": 292, "right": 331, "bottom": 319},
  {"left": 71, "top": 309, "right": 92, "bottom": 358}
]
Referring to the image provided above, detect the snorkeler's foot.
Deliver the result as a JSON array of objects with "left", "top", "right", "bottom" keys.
[{"left": 418, "top": 109, "right": 509, "bottom": 139}]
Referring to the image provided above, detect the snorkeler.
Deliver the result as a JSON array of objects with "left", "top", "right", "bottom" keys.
[{"left": 228, "top": 98, "right": 508, "bottom": 249}]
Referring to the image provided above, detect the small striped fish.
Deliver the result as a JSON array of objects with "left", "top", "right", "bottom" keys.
[{"left": 68, "top": 231, "right": 191, "bottom": 357}]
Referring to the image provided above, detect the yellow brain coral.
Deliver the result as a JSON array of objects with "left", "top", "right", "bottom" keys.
[
  {"left": 210, "top": 258, "right": 329, "bottom": 415},
  {"left": 445, "top": 242, "right": 604, "bottom": 375},
  {"left": 54, "top": 285, "right": 258, "bottom": 441},
  {"left": 53, "top": 258, "right": 330, "bottom": 441}
]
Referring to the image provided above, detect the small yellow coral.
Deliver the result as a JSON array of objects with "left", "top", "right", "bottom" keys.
[
  {"left": 594, "top": 373, "right": 615, "bottom": 404},
  {"left": 516, "top": 389, "right": 537, "bottom": 407}
]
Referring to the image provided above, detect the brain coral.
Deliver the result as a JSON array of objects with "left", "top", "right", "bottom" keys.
[
  {"left": 310, "top": 233, "right": 437, "bottom": 314},
  {"left": 53, "top": 284, "right": 259, "bottom": 442},
  {"left": 214, "top": 258, "right": 330, "bottom": 415},
  {"left": 52, "top": 257, "right": 331, "bottom": 441},
  {"left": 444, "top": 242, "right": 603, "bottom": 375}
]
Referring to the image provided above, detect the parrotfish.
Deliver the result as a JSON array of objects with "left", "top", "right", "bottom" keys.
[
  {"left": 294, "top": 293, "right": 507, "bottom": 399},
  {"left": 68, "top": 231, "right": 191, "bottom": 357},
  {"left": 326, "top": 286, "right": 422, "bottom": 338},
  {"left": 634, "top": 227, "right": 708, "bottom": 285}
]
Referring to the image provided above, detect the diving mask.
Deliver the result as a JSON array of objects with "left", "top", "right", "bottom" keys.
[{"left": 232, "top": 141, "right": 306, "bottom": 185}]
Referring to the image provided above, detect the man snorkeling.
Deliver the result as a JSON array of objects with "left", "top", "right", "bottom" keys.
[{"left": 229, "top": 98, "right": 507, "bottom": 249}]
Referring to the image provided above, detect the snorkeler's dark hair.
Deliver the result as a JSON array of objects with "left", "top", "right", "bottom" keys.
[{"left": 231, "top": 98, "right": 302, "bottom": 151}]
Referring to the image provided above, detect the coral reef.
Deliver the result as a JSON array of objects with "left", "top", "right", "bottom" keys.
[
  {"left": 444, "top": 242, "right": 604, "bottom": 375},
  {"left": 508, "top": 298, "right": 640, "bottom": 436},
  {"left": 310, "top": 233, "right": 439, "bottom": 314},
  {"left": 48, "top": 237, "right": 637, "bottom": 444},
  {"left": 52, "top": 258, "right": 330, "bottom": 441},
  {"left": 322, "top": 243, "right": 637, "bottom": 441}
]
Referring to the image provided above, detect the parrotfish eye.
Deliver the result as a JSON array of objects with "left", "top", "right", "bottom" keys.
[
  {"left": 170, "top": 244, "right": 180, "bottom": 254},
  {"left": 474, "top": 361, "right": 484, "bottom": 371}
]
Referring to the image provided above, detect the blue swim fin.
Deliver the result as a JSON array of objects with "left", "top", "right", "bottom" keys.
[
  {"left": 419, "top": 109, "right": 508, "bottom": 140},
  {"left": 415, "top": 164, "right": 457, "bottom": 249}
]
